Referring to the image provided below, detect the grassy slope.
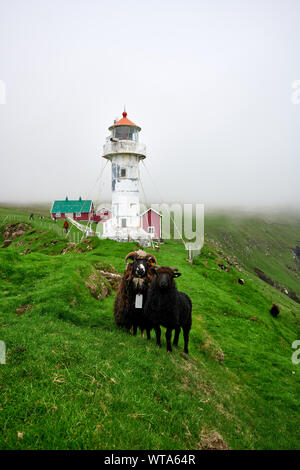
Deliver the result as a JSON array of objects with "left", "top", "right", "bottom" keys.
[
  {"left": 0, "top": 207, "right": 299, "bottom": 450},
  {"left": 205, "top": 210, "right": 300, "bottom": 298}
]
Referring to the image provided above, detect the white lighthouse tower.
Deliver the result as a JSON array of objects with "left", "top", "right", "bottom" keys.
[{"left": 101, "top": 110, "right": 149, "bottom": 243}]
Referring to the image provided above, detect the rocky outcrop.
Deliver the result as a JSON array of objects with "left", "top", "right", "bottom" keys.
[
  {"left": 293, "top": 246, "right": 300, "bottom": 262},
  {"left": 1, "top": 223, "right": 30, "bottom": 248},
  {"left": 198, "top": 431, "right": 229, "bottom": 450},
  {"left": 254, "top": 267, "right": 300, "bottom": 304},
  {"left": 85, "top": 270, "right": 111, "bottom": 300},
  {"left": 85, "top": 266, "right": 121, "bottom": 301}
]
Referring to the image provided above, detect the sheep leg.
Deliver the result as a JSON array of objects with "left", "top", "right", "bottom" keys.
[
  {"left": 146, "top": 329, "right": 151, "bottom": 340},
  {"left": 183, "top": 327, "right": 190, "bottom": 354},
  {"left": 173, "top": 327, "right": 181, "bottom": 347},
  {"left": 155, "top": 326, "right": 161, "bottom": 347},
  {"left": 133, "top": 324, "right": 137, "bottom": 336},
  {"left": 165, "top": 328, "right": 173, "bottom": 352}
]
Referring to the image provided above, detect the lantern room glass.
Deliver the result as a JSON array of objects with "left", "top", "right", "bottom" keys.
[{"left": 112, "top": 126, "right": 139, "bottom": 141}]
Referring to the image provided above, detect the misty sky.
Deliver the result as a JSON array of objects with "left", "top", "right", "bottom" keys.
[{"left": 0, "top": 0, "right": 299, "bottom": 209}]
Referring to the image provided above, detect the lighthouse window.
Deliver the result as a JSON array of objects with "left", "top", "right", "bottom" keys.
[
  {"left": 114, "top": 126, "right": 130, "bottom": 140},
  {"left": 121, "top": 218, "right": 127, "bottom": 228},
  {"left": 113, "top": 126, "right": 138, "bottom": 141},
  {"left": 130, "top": 129, "right": 138, "bottom": 141},
  {"left": 120, "top": 168, "right": 126, "bottom": 177}
]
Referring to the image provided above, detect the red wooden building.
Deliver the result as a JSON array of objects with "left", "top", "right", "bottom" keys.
[
  {"left": 92, "top": 207, "right": 112, "bottom": 223},
  {"left": 51, "top": 197, "right": 94, "bottom": 221},
  {"left": 51, "top": 197, "right": 112, "bottom": 224},
  {"left": 141, "top": 208, "right": 162, "bottom": 240}
]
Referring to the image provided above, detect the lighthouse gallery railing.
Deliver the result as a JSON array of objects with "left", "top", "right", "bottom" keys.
[{"left": 103, "top": 140, "right": 146, "bottom": 157}]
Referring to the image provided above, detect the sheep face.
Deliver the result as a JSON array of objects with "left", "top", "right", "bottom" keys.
[
  {"left": 131, "top": 258, "right": 149, "bottom": 279},
  {"left": 154, "top": 267, "right": 182, "bottom": 290},
  {"left": 125, "top": 250, "right": 157, "bottom": 280}
]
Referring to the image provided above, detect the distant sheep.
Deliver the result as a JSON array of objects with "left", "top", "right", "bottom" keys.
[
  {"left": 113, "top": 250, "right": 157, "bottom": 337},
  {"left": 144, "top": 266, "right": 192, "bottom": 354},
  {"left": 270, "top": 303, "right": 280, "bottom": 318}
]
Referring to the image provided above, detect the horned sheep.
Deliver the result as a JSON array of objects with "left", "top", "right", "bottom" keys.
[{"left": 113, "top": 250, "right": 157, "bottom": 337}]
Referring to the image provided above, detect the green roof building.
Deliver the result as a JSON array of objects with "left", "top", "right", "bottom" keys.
[{"left": 51, "top": 197, "right": 94, "bottom": 221}]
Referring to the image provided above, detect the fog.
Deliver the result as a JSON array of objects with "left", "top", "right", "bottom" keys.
[{"left": 0, "top": 0, "right": 299, "bottom": 210}]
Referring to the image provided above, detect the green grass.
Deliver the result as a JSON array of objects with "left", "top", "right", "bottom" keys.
[
  {"left": 205, "top": 209, "right": 300, "bottom": 298},
  {"left": 0, "top": 206, "right": 299, "bottom": 450}
]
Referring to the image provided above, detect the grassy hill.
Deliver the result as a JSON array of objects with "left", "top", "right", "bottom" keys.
[
  {"left": 0, "top": 207, "right": 299, "bottom": 450},
  {"left": 205, "top": 209, "right": 300, "bottom": 299}
]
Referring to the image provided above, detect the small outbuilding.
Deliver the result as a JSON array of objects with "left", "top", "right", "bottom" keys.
[
  {"left": 51, "top": 197, "right": 94, "bottom": 221},
  {"left": 141, "top": 208, "right": 162, "bottom": 240},
  {"left": 93, "top": 207, "right": 112, "bottom": 223}
]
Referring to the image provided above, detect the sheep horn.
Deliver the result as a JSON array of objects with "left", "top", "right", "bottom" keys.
[
  {"left": 145, "top": 253, "right": 157, "bottom": 264},
  {"left": 125, "top": 252, "right": 138, "bottom": 263}
]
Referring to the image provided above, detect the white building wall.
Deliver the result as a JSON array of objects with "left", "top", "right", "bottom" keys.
[
  {"left": 111, "top": 154, "right": 141, "bottom": 230},
  {"left": 101, "top": 131, "right": 149, "bottom": 243}
]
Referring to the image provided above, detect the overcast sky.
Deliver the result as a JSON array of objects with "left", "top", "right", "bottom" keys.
[{"left": 0, "top": 0, "right": 299, "bottom": 209}]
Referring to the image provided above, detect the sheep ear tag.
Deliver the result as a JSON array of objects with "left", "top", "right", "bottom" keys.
[{"left": 135, "top": 294, "right": 143, "bottom": 309}]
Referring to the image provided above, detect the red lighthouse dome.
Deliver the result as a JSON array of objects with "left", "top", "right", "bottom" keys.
[{"left": 109, "top": 110, "right": 141, "bottom": 132}]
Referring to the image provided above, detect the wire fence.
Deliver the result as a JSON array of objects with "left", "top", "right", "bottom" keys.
[{"left": 0, "top": 214, "right": 85, "bottom": 244}]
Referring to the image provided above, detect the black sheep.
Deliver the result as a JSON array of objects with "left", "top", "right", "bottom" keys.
[
  {"left": 113, "top": 250, "right": 157, "bottom": 337},
  {"left": 270, "top": 303, "right": 280, "bottom": 318},
  {"left": 144, "top": 266, "right": 192, "bottom": 354}
]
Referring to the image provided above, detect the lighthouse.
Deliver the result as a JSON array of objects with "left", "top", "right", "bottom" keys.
[{"left": 101, "top": 110, "right": 149, "bottom": 242}]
